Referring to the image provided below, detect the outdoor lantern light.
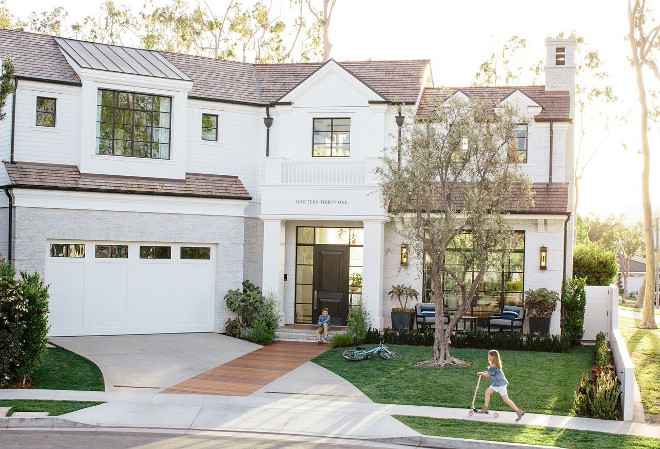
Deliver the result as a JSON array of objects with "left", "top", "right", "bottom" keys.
[
  {"left": 401, "top": 244, "right": 408, "bottom": 266},
  {"left": 540, "top": 246, "right": 547, "bottom": 270},
  {"left": 396, "top": 109, "right": 405, "bottom": 168},
  {"left": 263, "top": 116, "right": 273, "bottom": 129},
  {"left": 263, "top": 107, "right": 273, "bottom": 157},
  {"left": 395, "top": 114, "right": 405, "bottom": 128}
]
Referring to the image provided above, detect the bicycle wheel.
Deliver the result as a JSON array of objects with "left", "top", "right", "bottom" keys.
[
  {"left": 342, "top": 350, "right": 367, "bottom": 361},
  {"left": 380, "top": 350, "right": 403, "bottom": 361}
]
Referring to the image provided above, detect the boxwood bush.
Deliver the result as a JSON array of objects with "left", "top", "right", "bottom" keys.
[{"left": 573, "top": 243, "right": 618, "bottom": 286}]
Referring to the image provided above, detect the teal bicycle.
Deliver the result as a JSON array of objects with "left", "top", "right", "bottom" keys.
[{"left": 341, "top": 340, "right": 403, "bottom": 361}]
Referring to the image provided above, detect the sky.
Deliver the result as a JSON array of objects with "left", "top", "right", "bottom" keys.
[{"left": 5, "top": 0, "right": 659, "bottom": 222}]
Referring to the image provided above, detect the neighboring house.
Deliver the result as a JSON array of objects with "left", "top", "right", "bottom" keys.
[
  {"left": 0, "top": 29, "right": 575, "bottom": 336},
  {"left": 618, "top": 254, "right": 646, "bottom": 298}
]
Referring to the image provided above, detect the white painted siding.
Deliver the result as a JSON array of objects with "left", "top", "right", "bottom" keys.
[
  {"left": 0, "top": 88, "right": 12, "bottom": 163},
  {"left": 186, "top": 100, "right": 262, "bottom": 200},
  {"left": 13, "top": 80, "right": 81, "bottom": 166}
]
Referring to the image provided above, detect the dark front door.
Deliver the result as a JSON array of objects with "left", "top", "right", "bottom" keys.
[{"left": 313, "top": 245, "right": 349, "bottom": 326}]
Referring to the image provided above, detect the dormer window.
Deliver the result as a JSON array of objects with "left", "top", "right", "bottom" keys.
[
  {"left": 555, "top": 47, "right": 566, "bottom": 66},
  {"left": 36, "top": 97, "right": 56, "bottom": 127},
  {"left": 513, "top": 125, "right": 528, "bottom": 163},
  {"left": 96, "top": 89, "right": 171, "bottom": 160},
  {"left": 313, "top": 118, "right": 350, "bottom": 157}
]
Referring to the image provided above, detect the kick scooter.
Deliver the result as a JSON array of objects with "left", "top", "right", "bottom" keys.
[{"left": 468, "top": 375, "right": 499, "bottom": 418}]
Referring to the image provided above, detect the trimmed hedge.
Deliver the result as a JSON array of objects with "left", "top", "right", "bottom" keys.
[
  {"left": 573, "top": 243, "right": 618, "bottom": 286},
  {"left": 363, "top": 328, "right": 571, "bottom": 353},
  {"left": 562, "top": 277, "right": 587, "bottom": 346}
]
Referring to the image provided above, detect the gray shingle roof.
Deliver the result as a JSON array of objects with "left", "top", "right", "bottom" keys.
[
  {"left": 5, "top": 162, "right": 252, "bottom": 200},
  {"left": 55, "top": 37, "right": 191, "bottom": 81},
  {"left": 0, "top": 29, "right": 80, "bottom": 85},
  {"left": 417, "top": 86, "right": 571, "bottom": 121}
]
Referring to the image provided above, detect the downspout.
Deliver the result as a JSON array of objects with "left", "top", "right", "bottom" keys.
[
  {"left": 560, "top": 212, "right": 571, "bottom": 330},
  {"left": 10, "top": 78, "right": 17, "bottom": 164},
  {"left": 4, "top": 187, "right": 12, "bottom": 266},
  {"left": 548, "top": 121, "right": 553, "bottom": 184}
]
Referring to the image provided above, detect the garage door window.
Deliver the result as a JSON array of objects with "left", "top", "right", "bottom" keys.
[
  {"left": 181, "top": 247, "right": 211, "bottom": 260},
  {"left": 140, "top": 246, "right": 171, "bottom": 259},
  {"left": 95, "top": 245, "right": 128, "bottom": 258},
  {"left": 50, "top": 243, "right": 85, "bottom": 258}
]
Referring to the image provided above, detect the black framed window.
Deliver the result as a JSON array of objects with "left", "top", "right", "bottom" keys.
[
  {"left": 181, "top": 247, "right": 211, "bottom": 260},
  {"left": 36, "top": 97, "right": 56, "bottom": 127},
  {"left": 313, "top": 118, "right": 350, "bottom": 157},
  {"left": 201, "top": 114, "right": 218, "bottom": 141},
  {"left": 423, "top": 232, "right": 525, "bottom": 314},
  {"left": 556, "top": 47, "right": 566, "bottom": 65},
  {"left": 139, "top": 246, "right": 171, "bottom": 259},
  {"left": 513, "top": 125, "right": 528, "bottom": 163},
  {"left": 96, "top": 89, "right": 171, "bottom": 159},
  {"left": 50, "top": 243, "right": 85, "bottom": 258},
  {"left": 95, "top": 245, "right": 128, "bottom": 258}
]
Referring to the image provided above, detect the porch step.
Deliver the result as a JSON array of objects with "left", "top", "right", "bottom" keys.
[{"left": 275, "top": 326, "right": 346, "bottom": 342}]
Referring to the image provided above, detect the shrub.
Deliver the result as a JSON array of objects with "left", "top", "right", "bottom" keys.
[
  {"left": 252, "top": 292, "right": 281, "bottom": 332},
  {"left": 573, "top": 243, "right": 618, "bottom": 286},
  {"left": 573, "top": 367, "right": 621, "bottom": 420},
  {"left": 242, "top": 321, "right": 276, "bottom": 345},
  {"left": 329, "top": 333, "right": 354, "bottom": 348},
  {"left": 0, "top": 266, "right": 50, "bottom": 386},
  {"left": 224, "top": 317, "right": 245, "bottom": 338},
  {"left": 524, "top": 288, "right": 560, "bottom": 318},
  {"left": 593, "top": 331, "right": 611, "bottom": 368},
  {"left": 562, "top": 277, "right": 587, "bottom": 346},
  {"left": 224, "top": 280, "right": 264, "bottom": 325},
  {"left": 347, "top": 300, "right": 371, "bottom": 344}
]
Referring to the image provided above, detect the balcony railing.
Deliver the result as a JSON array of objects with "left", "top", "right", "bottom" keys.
[{"left": 265, "top": 158, "right": 380, "bottom": 185}]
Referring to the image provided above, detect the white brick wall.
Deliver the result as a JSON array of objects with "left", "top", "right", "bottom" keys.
[
  {"left": 13, "top": 207, "right": 245, "bottom": 332},
  {"left": 243, "top": 217, "right": 264, "bottom": 287}
]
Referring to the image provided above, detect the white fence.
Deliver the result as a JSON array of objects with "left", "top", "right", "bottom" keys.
[{"left": 584, "top": 285, "right": 634, "bottom": 421}]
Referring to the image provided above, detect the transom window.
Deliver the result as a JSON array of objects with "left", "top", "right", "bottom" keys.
[
  {"left": 139, "top": 246, "right": 171, "bottom": 259},
  {"left": 513, "top": 125, "right": 528, "bottom": 163},
  {"left": 50, "top": 243, "right": 85, "bottom": 258},
  {"left": 181, "top": 247, "right": 211, "bottom": 260},
  {"left": 95, "top": 245, "right": 128, "bottom": 258},
  {"left": 36, "top": 97, "right": 56, "bottom": 127},
  {"left": 201, "top": 114, "right": 218, "bottom": 141},
  {"left": 313, "top": 118, "right": 350, "bottom": 157},
  {"left": 96, "top": 89, "right": 171, "bottom": 159}
]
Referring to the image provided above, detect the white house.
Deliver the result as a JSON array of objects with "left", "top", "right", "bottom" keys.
[{"left": 0, "top": 29, "right": 575, "bottom": 336}]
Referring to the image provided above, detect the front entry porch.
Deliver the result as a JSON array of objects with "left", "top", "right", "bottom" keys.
[{"left": 275, "top": 324, "right": 348, "bottom": 342}]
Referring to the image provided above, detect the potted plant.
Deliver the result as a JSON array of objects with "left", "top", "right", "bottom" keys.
[
  {"left": 523, "top": 288, "right": 560, "bottom": 335},
  {"left": 389, "top": 284, "right": 418, "bottom": 330},
  {"left": 349, "top": 272, "right": 362, "bottom": 293}
]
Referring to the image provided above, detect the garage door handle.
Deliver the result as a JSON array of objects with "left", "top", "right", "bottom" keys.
[{"left": 314, "top": 290, "right": 318, "bottom": 308}]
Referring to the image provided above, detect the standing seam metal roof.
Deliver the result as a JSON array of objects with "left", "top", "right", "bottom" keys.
[{"left": 53, "top": 37, "right": 191, "bottom": 81}]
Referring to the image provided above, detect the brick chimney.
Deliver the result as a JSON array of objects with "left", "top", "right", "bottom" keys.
[{"left": 545, "top": 38, "right": 576, "bottom": 118}]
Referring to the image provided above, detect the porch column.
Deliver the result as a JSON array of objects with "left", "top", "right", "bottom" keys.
[
  {"left": 262, "top": 219, "right": 285, "bottom": 325},
  {"left": 362, "top": 220, "right": 386, "bottom": 329}
]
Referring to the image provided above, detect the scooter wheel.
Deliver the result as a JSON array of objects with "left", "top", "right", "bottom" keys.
[
  {"left": 493, "top": 412, "right": 499, "bottom": 418},
  {"left": 468, "top": 410, "right": 474, "bottom": 417}
]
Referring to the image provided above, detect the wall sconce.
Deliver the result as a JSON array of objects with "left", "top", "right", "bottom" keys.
[
  {"left": 263, "top": 106, "right": 273, "bottom": 157},
  {"left": 401, "top": 244, "right": 408, "bottom": 266},
  {"left": 540, "top": 246, "right": 547, "bottom": 270}
]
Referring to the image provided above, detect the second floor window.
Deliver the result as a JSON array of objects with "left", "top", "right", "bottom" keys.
[
  {"left": 36, "top": 97, "right": 56, "bottom": 127},
  {"left": 201, "top": 113, "right": 218, "bottom": 141},
  {"left": 96, "top": 89, "right": 171, "bottom": 160},
  {"left": 313, "top": 118, "right": 350, "bottom": 157},
  {"left": 513, "top": 125, "right": 528, "bottom": 163}
]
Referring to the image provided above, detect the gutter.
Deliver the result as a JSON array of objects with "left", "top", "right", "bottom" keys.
[
  {"left": 14, "top": 75, "right": 81, "bottom": 87},
  {"left": 10, "top": 78, "right": 17, "bottom": 163},
  {"left": 3, "top": 187, "right": 12, "bottom": 265}
]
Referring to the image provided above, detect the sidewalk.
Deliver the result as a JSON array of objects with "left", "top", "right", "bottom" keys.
[{"left": 1, "top": 386, "right": 659, "bottom": 440}]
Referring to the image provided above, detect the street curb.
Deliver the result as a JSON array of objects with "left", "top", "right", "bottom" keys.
[
  {"left": 0, "top": 416, "right": 97, "bottom": 429},
  {"left": 373, "top": 436, "right": 564, "bottom": 449}
]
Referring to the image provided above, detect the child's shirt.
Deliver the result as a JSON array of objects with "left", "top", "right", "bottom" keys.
[
  {"left": 318, "top": 314, "right": 331, "bottom": 325},
  {"left": 487, "top": 366, "right": 508, "bottom": 387}
]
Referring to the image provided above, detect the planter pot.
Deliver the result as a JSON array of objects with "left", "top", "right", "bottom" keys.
[
  {"left": 528, "top": 316, "right": 551, "bottom": 335},
  {"left": 391, "top": 311, "right": 414, "bottom": 330}
]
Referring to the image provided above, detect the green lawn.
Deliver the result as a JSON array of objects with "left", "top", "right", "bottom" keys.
[
  {"left": 0, "top": 400, "right": 103, "bottom": 416},
  {"left": 395, "top": 416, "right": 659, "bottom": 449},
  {"left": 618, "top": 316, "right": 660, "bottom": 415},
  {"left": 31, "top": 344, "right": 105, "bottom": 391},
  {"left": 314, "top": 345, "right": 592, "bottom": 415},
  {"left": 618, "top": 303, "right": 660, "bottom": 315}
]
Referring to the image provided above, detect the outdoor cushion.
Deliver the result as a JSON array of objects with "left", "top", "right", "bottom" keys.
[
  {"left": 503, "top": 307, "right": 520, "bottom": 316},
  {"left": 501, "top": 312, "right": 517, "bottom": 320},
  {"left": 490, "top": 318, "right": 522, "bottom": 327}
]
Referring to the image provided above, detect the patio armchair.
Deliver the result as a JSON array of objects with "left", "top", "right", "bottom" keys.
[
  {"left": 487, "top": 305, "right": 525, "bottom": 332},
  {"left": 415, "top": 303, "right": 449, "bottom": 332}
]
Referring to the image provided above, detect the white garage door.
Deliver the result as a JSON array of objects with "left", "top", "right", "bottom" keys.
[{"left": 46, "top": 241, "right": 216, "bottom": 336}]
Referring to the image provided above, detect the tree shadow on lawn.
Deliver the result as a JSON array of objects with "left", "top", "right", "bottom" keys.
[{"left": 314, "top": 345, "right": 593, "bottom": 416}]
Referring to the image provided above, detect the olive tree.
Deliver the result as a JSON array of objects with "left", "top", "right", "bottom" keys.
[{"left": 377, "top": 95, "right": 532, "bottom": 367}]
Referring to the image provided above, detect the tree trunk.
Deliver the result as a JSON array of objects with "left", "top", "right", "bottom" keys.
[
  {"left": 635, "top": 274, "right": 645, "bottom": 308},
  {"left": 629, "top": 3, "right": 657, "bottom": 329},
  {"left": 623, "top": 272, "right": 628, "bottom": 301}
]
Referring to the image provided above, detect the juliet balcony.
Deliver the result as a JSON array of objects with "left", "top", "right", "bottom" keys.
[{"left": 264, "top": 157, "right": 381, "bottom": 185}]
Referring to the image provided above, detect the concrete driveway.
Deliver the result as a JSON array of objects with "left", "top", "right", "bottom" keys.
[{"left": 49, "top": 333, "right": 261, "bottom": 393}]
